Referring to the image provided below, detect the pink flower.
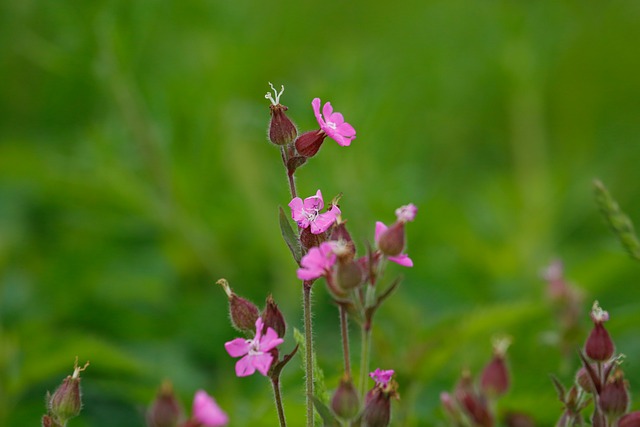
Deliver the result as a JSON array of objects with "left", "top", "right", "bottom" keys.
[
  {"left": 224, "top": 318, "right": 284, "bottom": 377},
  {"left": 395, "top": 203, "right": 417, "bottom": 223},
  {"left": 370, "top": 368, "right": 395, "bottom": 387},
  {"left": 192, "top": 390, "right": 228, "bottom": 427},
  {"left": 297, "top": 241, "right": 337, "bottom": 280},
  {"left": 375, "top": 222, "right": 413, "bottom": 267},
  {"left": 289, "top": 190, "right": 341, "bottom": 234},
  {"left": 312, "top": 98, "right": 356, "bottom": 146}
]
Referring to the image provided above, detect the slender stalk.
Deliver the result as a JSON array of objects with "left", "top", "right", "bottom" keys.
[
  {"left": 303, "top": 281, "right": 315, "bottom": 427},
  {"left": 271, "top": 376, "right": 287, "bottom": 427},
  {"left": 281, "top": 146, "right": 297, "bottom": 199},
  {"left": 339, "top": 304, "right": 351, "bottom": 376},
  {"left": 358, "top": 324, "right": 372, "bottom": 398}
]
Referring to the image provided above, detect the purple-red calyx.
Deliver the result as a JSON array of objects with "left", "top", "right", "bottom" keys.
[
  {"left": 585, "top": 301, "right": 614, "bottom": 362},
  {"left": 224, "top": 318, "right": 284, "bottom": 377},
  {"left": 289, "top": 190, "right": 340, "bottom": 234}
]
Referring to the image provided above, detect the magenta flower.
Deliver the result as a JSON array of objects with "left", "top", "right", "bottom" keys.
[
  {"left": 224, "top": 318, "right": 284, "bottom": 377},
  {"left": 395, "top": 203, "right": 418, "bottom": 223},
  {"left": 192, "top": 390, "right": 228, "bottom": 427},
  {"left": 375, "top": 221, "right": 413, "bottom": 267},
  {"left": 370, "top": 368, "right": 395, "bottom": 387},
  {"left": 289, "top": 189, "right": 341, "bottom": 234},
  {"left": 297, "top": 241, "right": 337, "bottom": 280},
  {"left": 312, "top": 98, "right": 356, "bottom": 146}
]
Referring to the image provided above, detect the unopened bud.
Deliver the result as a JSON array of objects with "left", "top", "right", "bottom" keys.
[
  {"left": 377, "top": 222, "right": 405, "bottom": 257},
  {"left": 146, "top": 381, "right": 183, "bottom": 427},
  {"left": 262, "top": 294, "right": 286, "bottom": 338},
  {"left": 362, "top": 388, "right": 391, "bottom": 427},
  {"left": 585, "top": 302, "right": 614, "bottom": 362},
  {"left": 295, "top": 130, "right": 326, "bottom": 158},
  {"left": 619, "top": 411, "right": 640, "bottom": 427},
  {"left": 480, "top": 337, "right": 511, "bottom": 397},
  {"left": 300, "top": 227, "right": 325, "bottom": 251},
  {"left": 265, "top": 83, "right": 297, "bottom": 146},
  {"left": 48, "top": 359, "right": 89, "bottom": 423},
  {"left": 331, "top": 376, "right": 360, "bottom": 421},
  {"left": 218, "top": 279, "right": 260, "bottom": 333},
  {"left": 335, "top": 260, "right": 363, "bottom": 291},
  {"left": 599, "top": 370, "right": 629, "bottom": 419}
]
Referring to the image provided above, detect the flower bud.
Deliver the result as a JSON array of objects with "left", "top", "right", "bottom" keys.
[
  {"left": 454, "top": 372, "right": 493, "bottom": 427},
  {"left": 598, "top": 371, "right": 629, "bottom": 419},
  {"left": 480, "top": 337, "right": 511, "bottom": 397},
  {"left": 575, "top": 366, "right": 595, "bottom": 393},
  {"left": 41, "top": 415, "right": 54, "bottom": 427},
  {"left": 585, "top": 301, "right": 614, "bottom": 362},
  {"left": 295, "top": 130, "right": 326, "bottom": 158},
  {"left": 268, "top": 104, "right": 297, "bottom": 146},
  {"left": 362, "top": 388, "right": 391, "bottom": 427},
  {"left": 218, "top": 279, "right": 260, "bottom": 334},
  {"left": 300, "top": 227, "right": 325, "bottom": 251},
  {"left": 377, "top": 222, "right": 405, "bottom": 257},
  {"left": 146, "top": 381, "right": 183, "bottom": 427},
  {"left": 330, "top": 223, "right": 356, "bottom": 261},
  {"left": 335, "top": 260, "right": 363, "bottom": 291},
  {"left": 262, "top": 294, "right": 286, "bottom": 338},
  {"left": 619, "top": 411, "right": 640, "bottom": 427},
  {"left": 331, "top": 376, "right": 360, "bottom": 420},
  {"left": 48, "top": 360, "right": 89, "bottom": 424}
]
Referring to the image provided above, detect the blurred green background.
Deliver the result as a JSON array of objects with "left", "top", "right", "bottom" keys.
[{"left": 1, "top": 0, "right": 640, "bottom": 425}]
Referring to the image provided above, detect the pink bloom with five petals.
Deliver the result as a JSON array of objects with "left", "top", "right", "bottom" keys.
[
  {"left": 375, "top": 221, "right": 413, "bottom": 267},
  {"left": 297, "top": 241, "right": 337, "bottom": 280},
  {"left": 192, "top": 390, "right": 228, "bottom": 427},
  {"left": 289, "top": 190, "right": 341, "bottom": 234},
  {"left": 312, "top": 98, "right": 356, "bottom": 146},
  {"left": 370, "top": 368, "right": 395, "bottom": 387},
  {"left": 224, "top": 318, "right": 284, "bottom": 377}
]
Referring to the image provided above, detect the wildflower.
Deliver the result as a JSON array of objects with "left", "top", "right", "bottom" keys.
[
  {"left": 375, "top": 203, "right": 417, "bottom": 265},
  {"left": 192, "top": 390, "right": 228, "bottom": 427},
  {"left": 375, "top": 222, "right": 413, "bottom": 267},
  {"left": 585, "top": 301, "right": 614, "bottom": 362},
  {"left": 297, "top": 241, "right": 337, "bottom": 281},
  {"left": 362, "top": 369, "right": 399, "bottom": 427},
  {"left": 370, "top": 369, "right": 395, "bottom": 388},
  {"left": 224, "top": 318, "right": 284, "bottom": 377},
  {"left": 265, "top": 83, "right": 297, "bottom": 146},
  {"left": 312, "top": 98, "right": 356, "bottom": 146},
  {"left": 289, "top": 190, "right": 340, "bottom": 234}
]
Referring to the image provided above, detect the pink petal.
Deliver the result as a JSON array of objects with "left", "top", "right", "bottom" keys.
[
  {"left": 388, "top": 253, "right": 413, "bottom": 267},
  {"left": 193, "top": 390, "right": 228, "bottom": 427},
  {"left": 310, "top": 211, "right": 336, "bottom": 234},
  {"left": 303, "top": 190, "right": 324, "bottom": 211},
  {"left": 254, "top": 318, "right": 264, "bottom": 341},
  {"left": 297, "top": 267, "right": 323, "bottom": 281},
  {"left": 252, "top": 353, "right": 274, "bottom": 376},
  {"left": 336, "top": 122, "right": 356, "bottom": 138},
  {"left": 312, "top": 98, "right": 324, "bottom": 127},
  {"left": 395, "top": 203, "right": 417, "bottom": 222},
  {"left": 375, "top": 221, "right": 388, "bottom": 243},
  {"left": 260, "top": 327, "right": 284, "bottom": 352},
  {"left": 288, "top": 197, "right": 305, "bottom": 222},
  {"left": 224, "top": 338, "right": 250, "bottom": 357},
  {"left": 332, "top": 134, "right": 351, "bottom": 146},
  {"left": 328, "top": 112, "right": 345, "bottom": 126},
  {"left": 235, "top": 355, "right": 257, "bottom": 377},
  {"left": 322, "top": 102, "right": 333, "bottom": 120}
]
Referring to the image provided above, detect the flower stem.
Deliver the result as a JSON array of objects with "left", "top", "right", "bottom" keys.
[
  {"left": 303, "top": 281, "right": 315, "bottom": 427},
  {"left": 281, "top": 146, "right": 297, "bottom": 199},
  {"left": 339, "top": 304, "right": 351, "bottom": 377},
  {"left": 271, "top": 376, "right": 287, "bottom": 427},
  {"left": 358, "top": 323, "right": 372, "bottom": 398}
]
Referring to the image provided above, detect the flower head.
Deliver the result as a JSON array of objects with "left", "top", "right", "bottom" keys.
[
  {"left": 312, "top": 98, "right": 356, "bottom": 146},
  {"left": 289, "top": 190, "right": 340, "bottom": 234},
  {"left": 375, "top": 222, "right": 413, "bottom": 267},
  {"left": 224, "top": 318, "right": 284, "bottom": 377},
  {"left": 297, "top": 241, "right": 337, "bottom": 280},
  {"left": 192, "top": 390, "right": 228, "bottom": 427},
  {"left": 370, "top": 369, "right": 395, "bottom": 388}
]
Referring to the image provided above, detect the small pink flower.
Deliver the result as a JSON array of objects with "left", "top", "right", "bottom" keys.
[
  {"left": 395, "top": 203, "right": 417, "bottom": 223},
  {"left": 297, "top": 241, "right": 337, "bottom": 280},
  {"left": 224, "top": 318, "right": 284, "bottom": 377},
  {"left": 192, "top": 390, "right": 228, "bottom": 427},
  {"left": 375, "top": 222, "right": 413, "bottom": 267},
  {"left": 370, "top": 368, "right": 395, "bottom": 387},
  {"left": 312, "top": 98, "right": 356, "bottom": 146},
  {"left": 289, "top": 190, "right": 341, "bottom": 234}
]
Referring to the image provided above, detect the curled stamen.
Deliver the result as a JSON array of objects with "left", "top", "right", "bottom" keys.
[
  {"left": 265, "top": 82, "right": 285, "bottom": 105},
  {"left": 72, "top": 356, "right": 90, "bottom": 379}
]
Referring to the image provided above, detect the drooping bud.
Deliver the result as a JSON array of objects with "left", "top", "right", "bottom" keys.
[
  {"left": 295, "top": 130, "right": 326, "bottom": 158},
  {"left": 619, "top": 411, "right": 640, "bottom": 427},
  {"left": 331, "top": 376, "right": 360, "bottom": 421},
  {"left": 598, "top": 370, "right": 629, "bottom": 419},
  {"left": 585, "top": 301, "right": 614, "bottom": 362},
  {"left": 262, "top": 294, "right": 286, "bottom": 338},
  {"left": 265, "top": 83, "right": 297, "bottom": 146},
  {"left": 217, "top": 279, "right": 260, "bottom": 334},
  {"left": 480, "top": 337, "right": 511, "bottom": 397},
  {"left": 48, "top": 359, "right": 89, "bottom": 424},
  {"left": 377, "top": 222, "right": 405, "bottom": 257},
  {"left": 146, "top": 381, "right": 183, "bottom": 427}
]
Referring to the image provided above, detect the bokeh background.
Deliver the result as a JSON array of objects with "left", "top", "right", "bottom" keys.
[{"left": 2, "top": 0, "right": 640, "bottom": 425}]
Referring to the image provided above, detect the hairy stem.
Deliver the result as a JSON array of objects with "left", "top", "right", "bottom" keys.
[
  {"left": 339, "top": 304, "right": 351, "bottom": 377},
  {"left": 303, "top": 281, "right": 315, "bottom": 427},
  {"left": 271, "top": 376, "right": 287, "bottom": 427},
  {"left": 359, "top": 324, "right": 372, "bottom": 398}
]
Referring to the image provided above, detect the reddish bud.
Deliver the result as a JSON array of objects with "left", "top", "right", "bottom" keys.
[
  {"left": 585, "top": 302, "right": 614, "bottom": 362},
  {"left": 48, "top": 359, "right": 89, "bottom": 424},
  {"left": 454, "top": 372, "right": 493, "bottom": 427},
  {"left": 377, "top": 222, "right": 405, "bottom": 257},
  {"left": 362, "top": 388, "right": 392, "bottom": 427},
  {"left": 598, "top": 371, "right": 629, "bottom": 419},
  {"left": 330, "top": 222, "right": 356, "bottom": 262},
  {"left": 146, "top": 381, "right": 183, "bottom": 427},
  {"left": 619, "top": 411, "right": 640, "bottom": 427},
  {"left": 218, "top": 279, "right": 260, "bottom": 334},
  {"left": 331, "top": 376, "right": 360, "bottom": 421},
  {"left": 262, "top": 294, "right": 286, "bottom": 338},
  {"left": 335, "top": 260, "right": 364, "bottom": 292},
  {"left": 268, "top": 104, "right": 297, "bottom": 146},
  {"left": 480, "top": 337, "right": 511, "bottom": 397},
  {"left": 575, "top": 366, "right": 595, "bottom": 393},
  {"left": 300, "top": 227, "right": 325, "bottom": 251},
  {"left": 592, "top": 408, "right": 606, "bottom": 427},
  {"left": 295, "top": 130, "right": 326, "bottom": 158}
]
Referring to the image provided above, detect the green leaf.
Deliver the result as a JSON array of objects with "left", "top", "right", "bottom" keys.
[
  {"left": 293, "top": 328, "right": 329, "bottom": 404},
  {"left": 279, "top": 206, "right": 302, "bottom": 263},
  {"left": 311, "top": 395, "right": 340, "bottom": 427}
]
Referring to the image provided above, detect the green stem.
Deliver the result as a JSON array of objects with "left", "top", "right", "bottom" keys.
[
  {"left": 271, "top": 376, "right": 287, "bottom": 427},
  {"left": 281, "top": 146, "right": 297, "bottom": 199},
  {"left": 339, "top": 304, "right": 351, "bottom": 377},
  {"left": 303, "top": 281, "right": 315, "bottom": 427},
  {"left": 358, "top": 324, "right": 372, "bottom": 398}
]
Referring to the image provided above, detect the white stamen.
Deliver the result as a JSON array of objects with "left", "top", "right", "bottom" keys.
[{"left": 265, "top": 82, "right": 285, "bottom": 105}]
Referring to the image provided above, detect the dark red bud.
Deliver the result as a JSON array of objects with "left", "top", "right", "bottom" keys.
[
  {"left": 362, "top": 388, "right": 391, "bottom": 427},
  {"left": 229, "top": 294, "right": 260, "bottom": 333},
  {"left": 619, "top": 411, "right": 640, "bottom": 427},
  {"left": 480, "top": 354, "right": 510, "bottom": 397},
  {"left": 295, "top": 130, "right": 326, "bottom": 157},
  {"left": 331, "top": 376, "right": 360, "bottom": 420},
  {"left": 598, "top": 371, "right": 629, "bottom": 419},
  {"left": 262, "top": 294, "right": 286, "bottom": 338},
  {"left": 377, "top": 222, "right": 405, "bottom": 257},
  {"left": 268, "top": 104, "right": 297, "bottom": 146},
  {"left": 300, "top": 227, "right": 325, "bottom": 251},
  {"left": 146, "top": 381, "right": 183, "bottom": 427},
  {"left": 585, "top": 322, "right": 615, "bottom": 362}
]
